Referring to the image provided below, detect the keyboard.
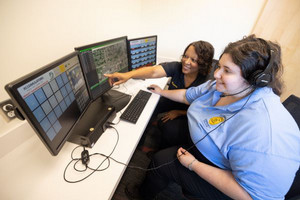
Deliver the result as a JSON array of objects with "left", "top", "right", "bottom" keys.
[{"left": 120, "top": 90, "right": 152, "bottom": 123}]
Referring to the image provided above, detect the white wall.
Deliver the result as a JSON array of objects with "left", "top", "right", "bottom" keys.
[
  {"left": 0, "top": 0, "right": 142, "bottom": 130},
  {"left": 140, "top": 0, "right": 266, "bottom": 62},
  {"left": 0, "top": 0, "right": 265, "bottom": 148},
  {"left": 0, "top": 0, "right": 142, "bottom": 101}
]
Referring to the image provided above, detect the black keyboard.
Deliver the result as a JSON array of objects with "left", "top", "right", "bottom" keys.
[{"left": 120, "top": 90, "right": 152, "bottom": 123}]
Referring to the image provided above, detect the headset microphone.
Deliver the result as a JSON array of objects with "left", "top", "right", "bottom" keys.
[{"left": 220, "top": 85, "right": 253, "bottom": 98}]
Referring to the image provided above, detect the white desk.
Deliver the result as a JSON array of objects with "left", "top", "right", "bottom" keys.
[{"left": 0, "top": 77, "right": 168, "bottom": 200}]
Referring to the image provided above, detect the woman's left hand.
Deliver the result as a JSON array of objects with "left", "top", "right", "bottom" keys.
[{"left": 177, "top": 147, "right": 196, "bottom": 169}]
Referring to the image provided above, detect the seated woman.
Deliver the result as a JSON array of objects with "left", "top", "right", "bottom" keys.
[
  {"left": 105, "top": 40, "right": 215, "bottom": 149},
  {"left": 127, "top": 35, "right": 300, "bottom": 199}
]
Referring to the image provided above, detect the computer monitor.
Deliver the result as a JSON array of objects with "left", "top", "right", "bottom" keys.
[
  {"left": 75, "top": 36, "right": 131, "bottom": 112},
  {"left": 128, "top": 35, "right": 157, "bottom": 70},
  {"left": 5, "top": 52, "right": 91, "bottom": 155}
]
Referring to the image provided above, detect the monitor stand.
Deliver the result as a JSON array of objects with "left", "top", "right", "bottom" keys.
[
  {"left": 66, "top": 90, "right": 130, "bottom": 148},
  {"left": 68, "top": 101, "right": 116, "bottom": 148},
  {"left": 101, "top": 89, "right": 131, "bottom": 112}
]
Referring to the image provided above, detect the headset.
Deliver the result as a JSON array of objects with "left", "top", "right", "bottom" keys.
[
  {"left": 220, "top": 47, "right": 275, "bottom": 98},
  {"left": 248, "top": 47, "right": 275, "bottom": 87}
]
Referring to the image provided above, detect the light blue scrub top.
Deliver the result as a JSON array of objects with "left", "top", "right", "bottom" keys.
[{"left": 186, "top": 80, "right": 300, "bottom": 200}]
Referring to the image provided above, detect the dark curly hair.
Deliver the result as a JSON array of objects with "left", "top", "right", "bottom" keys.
[
  {"left": 221, "top": 34, "right": 284, "bottom": 96},
  {"left": 182, "top": 40, "right": 214, "bottom": 76}
]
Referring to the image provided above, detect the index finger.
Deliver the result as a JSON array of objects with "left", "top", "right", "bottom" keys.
[
  {"left": 177, "top": 147, "right": 185, "bottom": 155},
  {"left": 104, "top": 74, "right": 114, "bottom": 86}
]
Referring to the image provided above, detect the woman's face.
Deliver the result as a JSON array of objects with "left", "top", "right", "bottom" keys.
[
  {"left": 181, "top": 45, "right": 199, "bottom": 75},
  {"left": 214, "top": 53, "right": 250, "bottom": 95}
]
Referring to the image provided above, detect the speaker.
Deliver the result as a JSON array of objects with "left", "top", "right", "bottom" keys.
[{"left": 249, "top": 49, "right": 275, "bottom": 87}]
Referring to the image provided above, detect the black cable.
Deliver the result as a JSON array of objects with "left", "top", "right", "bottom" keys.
[
  {"left": 63, "top": 124, "right": 121, "bottom": 183},
  {"left": 108, "top": 114, "right": 121, "bottom": 125},
  {"left": 86, "top": 125, "right": 119, "bottom": 171},
  {"left": 63, "top": 151, "right": 111, "bottom": 183},
  {"left": 220, "top": 85, "right": 253, "bottom": 97},
  {"left": 86, "top": 156, "right": 110, "bottom": 172},
  {"left": 73, "top": 159, "right": 87, "bottom": 172},
  {"left": 63, "top": 90, "right": 255, "bottom": 182}
]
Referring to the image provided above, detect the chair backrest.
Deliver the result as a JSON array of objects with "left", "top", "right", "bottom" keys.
[
  {"left": 207, "top": 59, "right": 218, "bottom": 80},
  {"left": 283, "top": 95, "right": 300, "bottom": 128},
  {"left": 283, "top": 95, "right": 300, "bottom": 199},
  {"left": 285, "top": 167, "right": 300, "bottom": 199}
]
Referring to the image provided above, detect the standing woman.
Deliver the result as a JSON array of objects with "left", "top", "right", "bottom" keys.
[{"left": 132, "top": 35, "right": 300, "bottom": 199}]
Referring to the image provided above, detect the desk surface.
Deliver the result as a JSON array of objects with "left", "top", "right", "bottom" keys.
[{"left": 0, "top": 77, "right": 168, "bottom": 200}]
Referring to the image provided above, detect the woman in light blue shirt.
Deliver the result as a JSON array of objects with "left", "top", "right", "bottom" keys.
[{"left": 128, "top": 35, "right": 300, "bottom": 200}]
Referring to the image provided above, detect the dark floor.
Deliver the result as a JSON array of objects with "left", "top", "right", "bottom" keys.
[{"left": 111, "top": 125, "right": 187, "bottom": 200}]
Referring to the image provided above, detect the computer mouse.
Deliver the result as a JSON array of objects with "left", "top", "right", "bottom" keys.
[{"left": 147, "top": 87, "right": 155, "bottom": 90}]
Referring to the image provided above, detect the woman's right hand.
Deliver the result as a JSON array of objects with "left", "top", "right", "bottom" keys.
[
  {"left": 160, "top": 110, "right": 185, "bottom": 123},
  {"left": 148, "top": 84, "right": 163, "bottom": 95},
  {"left": 104, "top": 72, "right": 130, "bottom": 86}
]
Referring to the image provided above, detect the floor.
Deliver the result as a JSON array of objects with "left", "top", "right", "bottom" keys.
[{"left": 111, "top": 125, "right": 187, "bottom": 200}]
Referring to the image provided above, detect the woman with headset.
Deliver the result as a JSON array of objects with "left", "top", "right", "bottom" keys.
[{"left": 126, "top": 35, "right": 300, "bottom": 199}]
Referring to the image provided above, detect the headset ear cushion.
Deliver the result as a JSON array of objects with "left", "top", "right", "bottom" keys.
[
  {"left": 249, "top": 70, "right": 263, "bottom": 86},
  {"left": 249, "top": 70, "right": 271, "bottom": 87},
  {"left": 256, "top": 73, "right": 271, "bottom": 87}
]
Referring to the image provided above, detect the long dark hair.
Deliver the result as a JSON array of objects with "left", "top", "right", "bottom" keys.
[
  {"left": 183, "top": 40, "right": 214, "bottom": 76},
  {"left": 221, "top": 34, "right": 284, "bottom": 96}
]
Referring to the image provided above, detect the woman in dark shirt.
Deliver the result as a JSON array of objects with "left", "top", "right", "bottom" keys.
[{"left": 105, "top": 40, "right": 214, "bottom": 147}]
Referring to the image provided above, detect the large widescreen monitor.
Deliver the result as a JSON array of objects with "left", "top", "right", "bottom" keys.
[
  {"left": 75, "top": 36, "right": 129, "bottom": 99},
  {"left": 5, "top": 52, "right": 91, "bottom": 155},
  {"left": 75, "top": 36, "right": 131, "bottom": 111},
  {"left": 128, "top": 35, "right": 157, "bottom": 70}
]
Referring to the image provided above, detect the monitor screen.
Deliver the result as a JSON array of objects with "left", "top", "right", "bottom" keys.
[
  {"left": 128, "top": 35, "right": 157, "bottom": 70},
  {"left": 5, "top": 52, "right": 90, "bottom": 156},
  {"left": 75, "top": 36, "right": 130, "bottom": 100}
]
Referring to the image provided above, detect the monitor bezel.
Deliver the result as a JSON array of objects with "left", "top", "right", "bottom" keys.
[
  {"left": 5, "top": 51, "right": 90, "bottom": 156},
  {"left": 75, "top": 36, "right": 130, "bottom": 100},
  {"left": 127, "top": 35, "right": 157, "bottom": 71}
]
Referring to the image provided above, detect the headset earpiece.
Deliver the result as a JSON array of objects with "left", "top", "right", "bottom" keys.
[
  {"left": 249, "top": 49, "right": 274, "bottom": 87},
  {"left": 249, "top": 69, "right": 272, "bottom": 87}
]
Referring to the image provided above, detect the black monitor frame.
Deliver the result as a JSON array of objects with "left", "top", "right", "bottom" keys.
[
  {"left": 75, "top": 36, "right": 130, "bottom": 101},
  {"left": 5, "top": 52, "right": 91, "bottom": 156},
  {"left": 128, "top": 35, "right": 157, "bottom": 71}
]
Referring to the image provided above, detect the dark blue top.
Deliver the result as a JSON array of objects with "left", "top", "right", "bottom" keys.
[
  {"left": 151, "top": 61, "right": 207, "bottom": 114},
  {"left": 161, "top": 61, "right": 206, "bottom": 90}
]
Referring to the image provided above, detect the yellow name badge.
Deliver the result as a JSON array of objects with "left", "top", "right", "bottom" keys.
[{"left": 208, "top": 116, "right": 225, "bottom": 125}]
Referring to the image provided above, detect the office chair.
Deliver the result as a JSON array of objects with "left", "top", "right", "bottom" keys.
[
  {"left": 206, "top": 59, "right": 218, "bottom": 80},
  {"left": 283, "top": 95, "right": 300, "bottom": 200}
]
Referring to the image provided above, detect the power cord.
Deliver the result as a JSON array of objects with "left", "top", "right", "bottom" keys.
[{"left": 63, "top": 125, "right": 117, "bottom": 183}]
